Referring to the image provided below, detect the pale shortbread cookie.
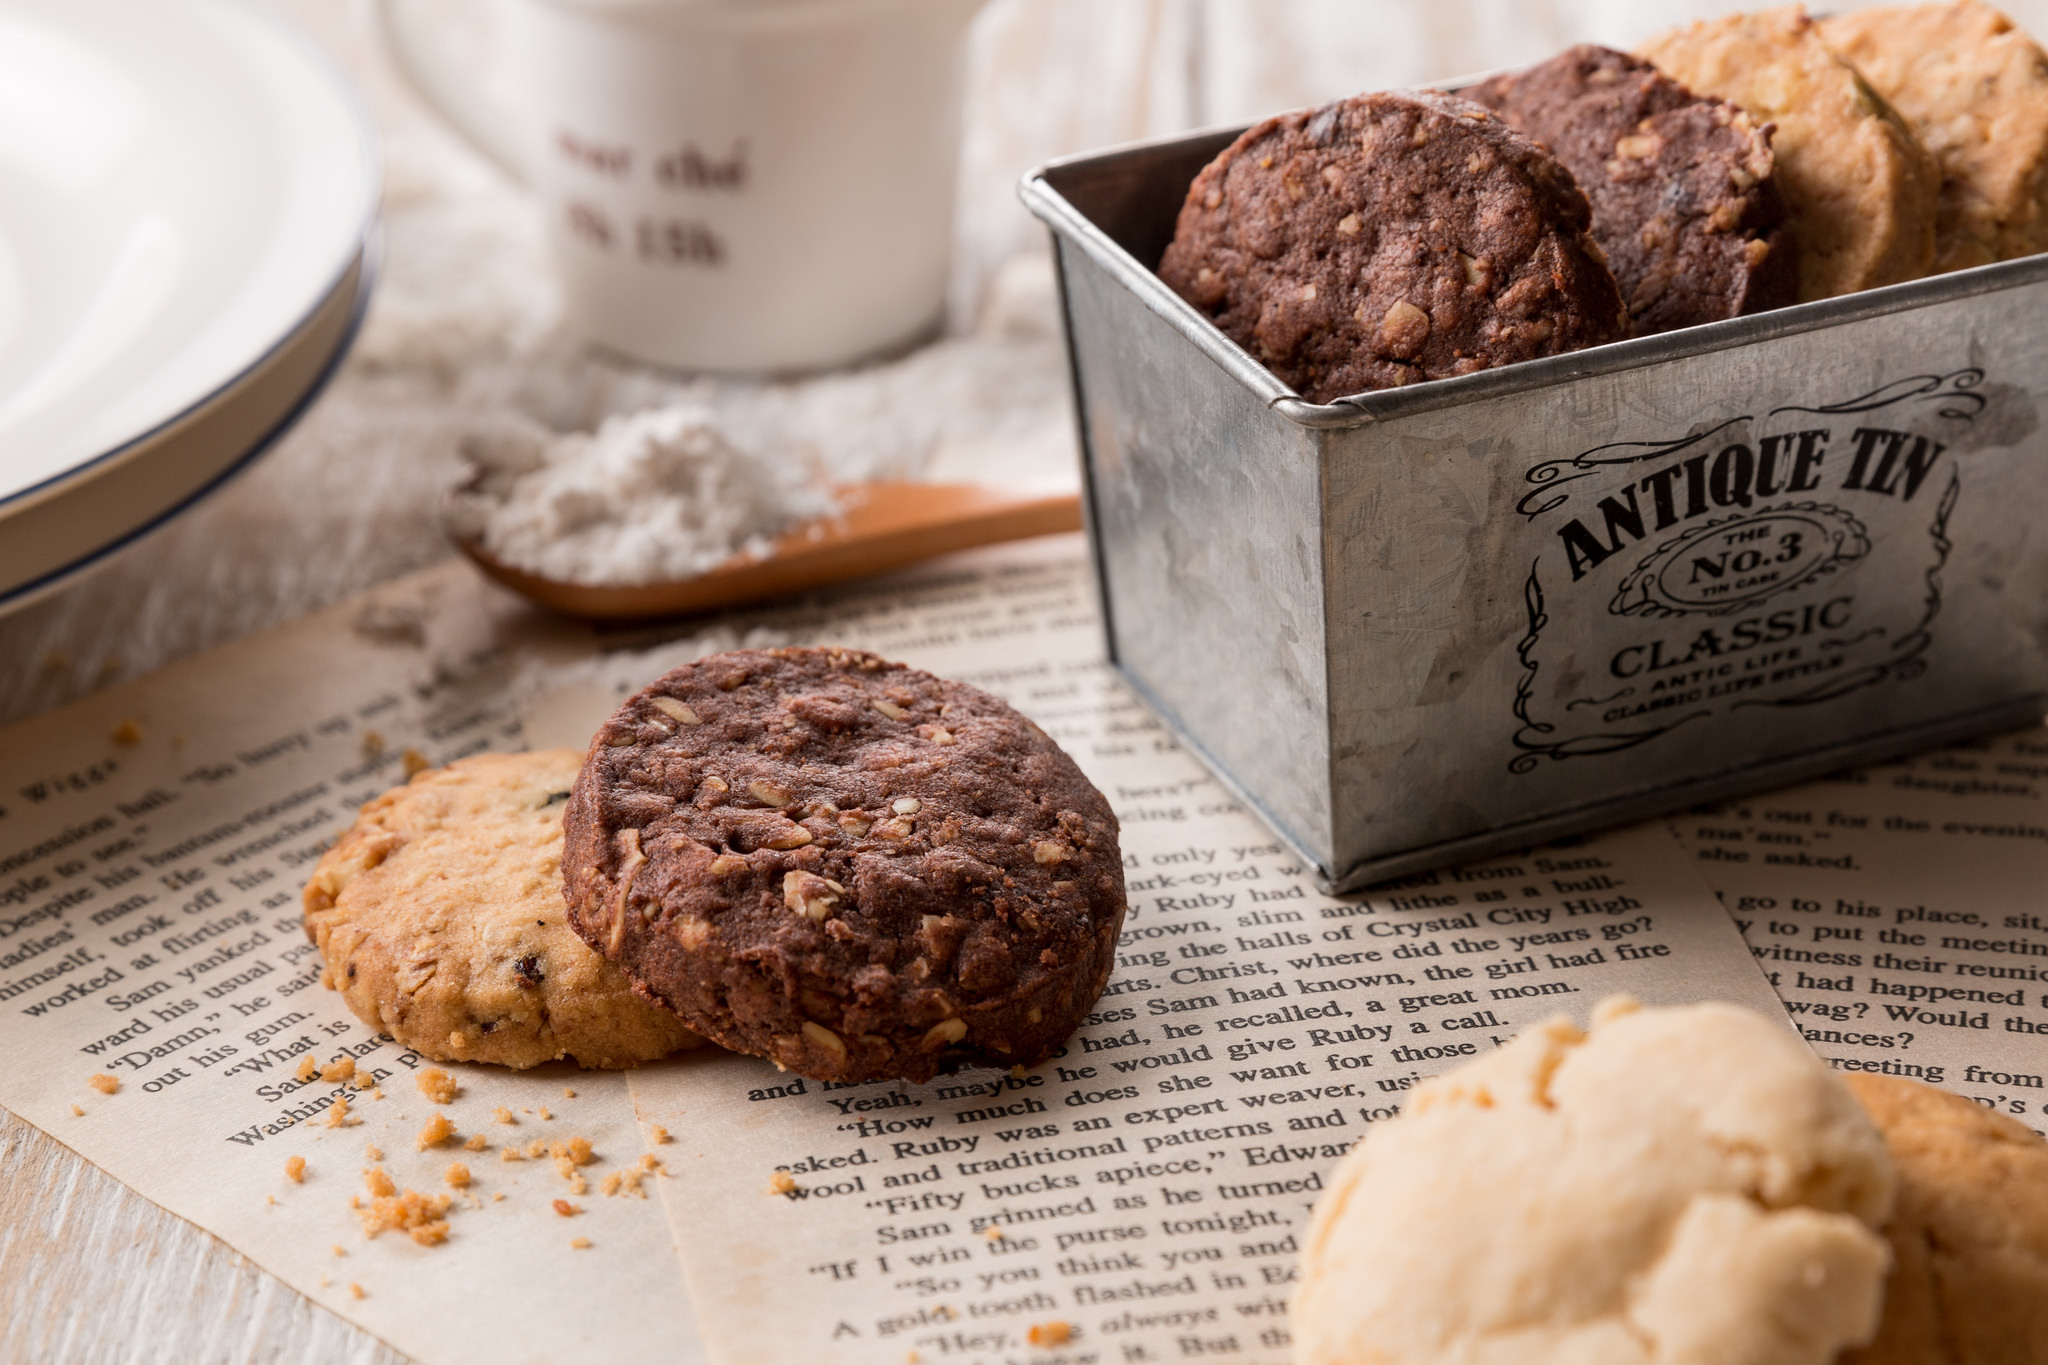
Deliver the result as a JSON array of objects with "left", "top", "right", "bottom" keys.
[
  {"left": 1822, "top": 1, "right": 2048, "bottom": 272},
  {"left": 1293, "top": 998, "right": 1895, "bottom": 1365},
  {"left": 303, "top": 750, "right": 701, "bottom": 1069},
  {"left": 1642, "top": 6, "right": 1940, "bottom": 300},
  {"left": 1842, "top": 1074, "right": 2048, "bottom": 1365}
]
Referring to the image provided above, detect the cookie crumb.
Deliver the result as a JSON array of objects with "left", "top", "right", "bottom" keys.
[
  {"left": 112, "top": 720, "right": 143, "bottom": 746},
  {"left": 537, "top": 1106, "right": 552, "bottom": 1121},
  {"left": 350, "top": 1070, "right": 376, "bottom": 1091},
  {"left": 649, "top": 1125, "right": 671, "bottom": 1144},
  {"left": 286, "top": 1156, "right": 307, "bottom": 1183},
  {"left": 606, "top": 1167, "right": 651, "bottom": 1198},
  {"left": 331, "top": 1245, "right": 346, "bottom": 1257},
  {"left": 319, "top": 1275, "right": 331, "bottom": 1289},
  {"left": 500, "top": 1147, "right": 524, "bottom": 1163},
  {"left": 266, "top": 1195, "right": 277, "bottom": 1207},
  {"left": 87, "top": 1074, "right": 118, "bottom": 1095},
  {"left": 417, "top": 1113, "right": 457, "bottom": 1150},
  {"left": 416, "top": 1068, "right": 458, "bottom": 1105},
  {"left": 324, "top": 1095, "right": 354, "bottom": 1128},
  {"left": 444, "top": 1163, "right": 471, "bottom": 1189},
  {"left": 570, "top": 1236, "right": 592, "bottom": 1249},
  {"left": 348, "top": 1284, "right": 365, "bottom": 1300},
  {"left": 357, "top": 1186, "right": 453, "bottom": 1245},
  {"left": 69, "top": 1104, "right": 83, "bottom": 1117},
  {"left": 639, "top": 1153, "right": 663, "bottom": 1174},
  {"left": 361, "top": 731, "right": 385, "bottom": 758},
  {"left": 769, "top": 1170, "right": 799, "bottom": 1195},
  {"left": 525, "top": 1139, "right": 547, "bottom": 1159},
  {"left": 463, "top": 1134, "right": 488, "bottom": 1152},
  {"left": 492, "top": 1192, "right": 505, "bottom": 1202},
  {"left": 364, "top": 1167, "right": 396, "bottom": 1198},
  {"left": 364, "top": 1143, "right": 383, "bottom": 1162},
  {"left": 562, "top": 1087, "right": 575, "bottom": 1099},
  {"left": 552, "top": 1199, "right": 580, "bottom": 1217},
  {"left": 319, "top": 1057, "right": 356, "bottom": 1084},
  {"left": 492, "top": 1106, "right": 515, "bottom": 1125},
  {"left": 985, "top": 1226, "right": 1003, "bottom": 1241},
  {"left": 401, "top": 747, "right": 430, "bottom": 778},
  {"left": 1027, "top": 1322, "right": 1073, "bottom": 1347},
  {"left": 295, "top": 1056, "right": 318, "bottom": 1083}
]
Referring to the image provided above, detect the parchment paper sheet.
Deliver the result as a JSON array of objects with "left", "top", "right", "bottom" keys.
[{"left": 14, "top": 536, "right": 2033, "bottom": 1365}]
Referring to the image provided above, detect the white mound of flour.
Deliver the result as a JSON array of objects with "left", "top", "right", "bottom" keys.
[{"left": 445, "top": 406, "right": 833, "bottom": 586}]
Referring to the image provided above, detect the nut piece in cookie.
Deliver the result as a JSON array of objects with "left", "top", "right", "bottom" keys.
[
  {"left": 1467, "top": 44, "right": 1797, "bottom": 334},
  {"left": 302, "top": 750, "right": 701, "bottom": 1069},
  {"left": 1840, "top": 1074, "right": 2048, "bottom": 1365},
  {"left": 561, "top": 648, "right": 1128, "bottom": 1085},
  {"left": 1641, "top": 5, "right": 1940, "bottom": 301},
  {"left": 1821, "top": 0, "right": 2048, "bottom": 273},
  {"left": 1293, "top": 997, "right": 1895, "bottom": 1365},
  {"left": 1157, "top": 89, "right": 1626, "bottom": 403}
]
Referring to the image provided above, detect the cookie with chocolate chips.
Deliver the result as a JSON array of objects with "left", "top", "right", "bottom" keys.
[
  {"left": 562, "top": 648, "right": 1127, "bottom": 1084},
  {"left": 303, "top": 749, "right": 702, "bottom": 1069},
  {"left": 1157, "top": 88, "right": 1627, "bottom": 402},
  {"left": 1467, "top": 45, "right": 1797, "bottom": 334}
]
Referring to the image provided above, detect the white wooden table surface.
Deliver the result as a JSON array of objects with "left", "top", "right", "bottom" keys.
[{"left": 5, "top": 0, "right": 2039, "bottom": 1359}]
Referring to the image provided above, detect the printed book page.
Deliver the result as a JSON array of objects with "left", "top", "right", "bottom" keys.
[
  {"left": 580, "top": 547, "right": 1794, "bottom": 1365},
  {"left": 0, "top": 534, "right": 1823, "bottom": 1365},
  {"left": 1671, "top": 731, "right": 2048, "bottom": 1136}
]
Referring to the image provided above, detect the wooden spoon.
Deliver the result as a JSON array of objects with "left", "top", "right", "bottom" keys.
[{"left": 455, "top": 481, "right": 1083, "bottom": 621}]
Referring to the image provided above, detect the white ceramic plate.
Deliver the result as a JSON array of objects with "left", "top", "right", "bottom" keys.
[{"left": 0, "top": 0, "right": 378, "bottom": 609}]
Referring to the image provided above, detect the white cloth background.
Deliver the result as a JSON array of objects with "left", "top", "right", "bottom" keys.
[{"left": 1, "top": 0, "right": 2039, "bottom": 729}]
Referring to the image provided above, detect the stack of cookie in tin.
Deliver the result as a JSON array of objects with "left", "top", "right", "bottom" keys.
[{"left": 1159, "top": 1, "right": 2048, "bottom": 403}]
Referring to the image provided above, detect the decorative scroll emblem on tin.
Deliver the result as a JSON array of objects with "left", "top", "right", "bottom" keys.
[
  {"left": 1609, "top": 504, "right": 1870, "bottom": 618},
  {"left": 1506, "top": 369, "right": 1980, "bottom": 774}
]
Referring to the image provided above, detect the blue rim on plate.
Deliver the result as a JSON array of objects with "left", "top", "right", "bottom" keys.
[{"left": 0, "top": 236, "right": 380, "bottom": 613}]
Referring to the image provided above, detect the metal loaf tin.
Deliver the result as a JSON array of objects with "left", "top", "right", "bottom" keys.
[{"left": 1023, "top": 128, "right": 2048, "bottom": 893}]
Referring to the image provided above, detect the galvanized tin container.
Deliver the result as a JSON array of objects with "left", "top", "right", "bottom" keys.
[{"left": 1023, "top": 128, "right": 2048, "bottom": 893}]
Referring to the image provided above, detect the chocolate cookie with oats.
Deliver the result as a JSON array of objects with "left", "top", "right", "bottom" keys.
[
  {"left": 1468, "top": 45, "right": 1796, "bottom": 335},
  {"left": 562, "top": 648, "right": 1126, "bottom": 1085},
  {"left": 303, "top": 750, "right": 702, "bottom": 1069},
  {"left": 1157, "top": 88, "right": 1626, "bottom": 403}
]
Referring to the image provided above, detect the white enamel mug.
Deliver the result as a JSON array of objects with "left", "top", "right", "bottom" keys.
[{"left": 375, "top": 0, "right": 986, "bottom": 373}]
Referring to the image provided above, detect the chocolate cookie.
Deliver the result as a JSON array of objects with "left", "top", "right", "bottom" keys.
[
  {"left": 562, "top": 648, "right": 1126, "bottom": 1084},
  {"left": 1467, "top": 45, "right": 1797, "bottom": 335},
  {"left": 1822, "top": 0, "right": 2048, "bottom": 273},
  {"left": 1642, "top": 7, "right": 1940, "bottom": 301},
  {"left": 303, "top": 750, "right": 702, "bottom": 1069},
  {"left": 1157, "top": 89, "right": 1627, "bottom": 403}
]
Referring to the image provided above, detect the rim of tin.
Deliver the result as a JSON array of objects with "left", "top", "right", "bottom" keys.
[{"left": 1021, "top": 125, "right": 2048, "bottom": 432}]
